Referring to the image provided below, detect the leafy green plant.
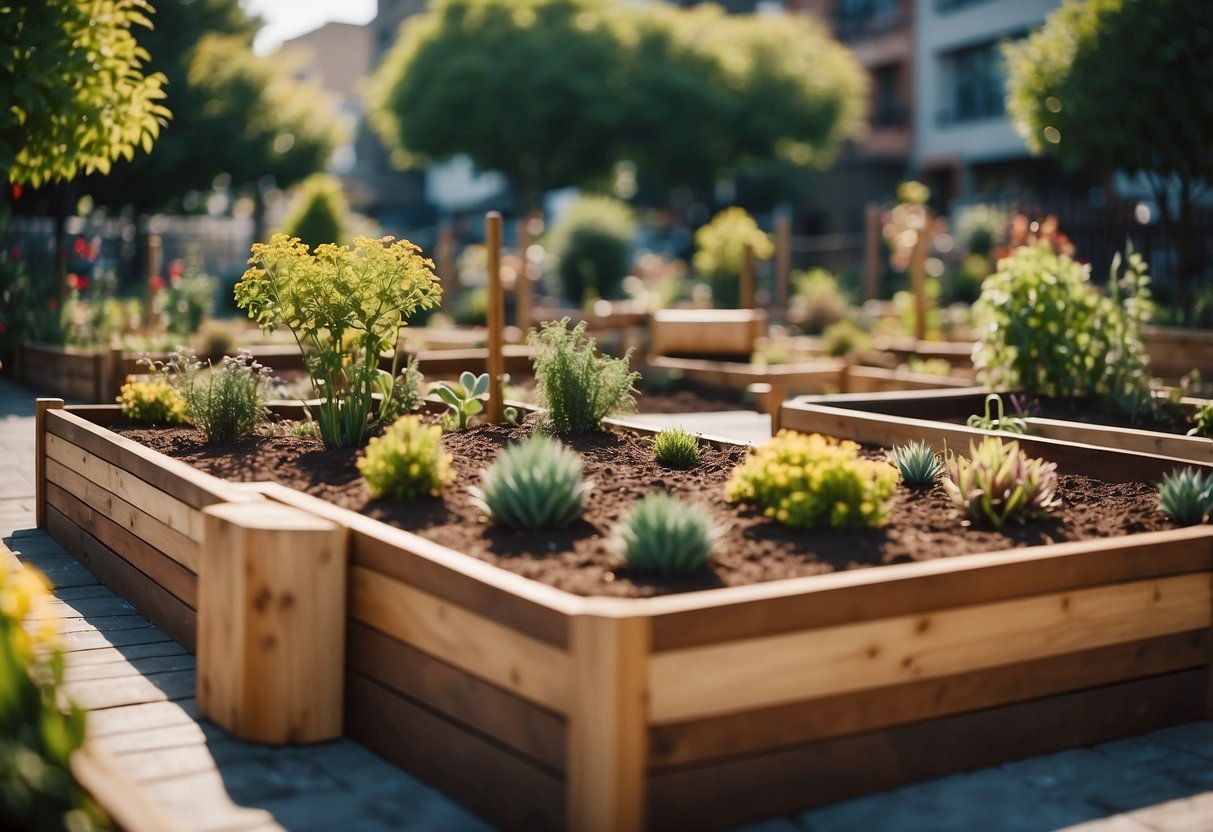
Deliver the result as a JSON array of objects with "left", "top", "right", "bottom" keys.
[
  {"left": 469, "top": 435, "right": 590, "bottom": 531},
  {"left": 613, "top": 493, "right": 716, "bottom": 574},
  {"left": 376, "top": 356, "right": 425, "bottom": 426},
  {"left": 235, "top": 234, "right": 442, "bottom": 449},
  {"left": 157, "top": 262, "right": 216, "bottom": 337},
  {"left": 433, "top": 371, "right": 489, "bottom": 431},
  {"left": 117, "top": 377, "right": 188, "bottom": 426},
  {"left": 547, "top": 194, "right": 635, "bottom": 305},
  {"left": 941, "top": 436, "right": 1060, "bottom": 529},
  {"left": 788, "top": 268, "right": 850, "bottom": 334},
  {"left": 820, "top": 318, "right": 871, "bottom": 358},
  {"left": 906, "top": 358, "right": 953, "bottom": 378},
  {"left": 887, "top": 440, "right": 942, "bottom": 489},
  {"left": 725, "top": 431, "right": 898, "bottom": 529},
  {"left": 278, "top": 173, "right": 349, "bottom": 249},
  {"left": 971, "top": 242, "right": 1152, "bottom": 401},
  {"left": 528, "top": 318, "right": 640, "bottom": 434},
  {"left": 1, "top": 563, "right": 109, "bottom": 831},
  {"left": 357, "top": 415, "right": 453, "bottom": 499},
  {"left": 693, "top": 207, "right": 774, "bottom": 308},
  {"left": 652, "top": 427, "right": 700, "bottom": 469},
  {"left": 966, "top": 394, "right": 1027, "bottom": 435},
  {"left": 1157, "top": 467, "right": 1213, "bottom": 526},
  {"left": 162, "top": 349, "right": 272, "bottom": 442},
  {"left": 1189, "top": 403, "right": 1213, "bottom": 439}
]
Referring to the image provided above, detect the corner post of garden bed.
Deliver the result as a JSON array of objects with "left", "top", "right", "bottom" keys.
[
  {"left": 197, "top": 501, "right": 349, "bottom": 745},
  {"left": 35, "top": 398, "right": 64, "bottom": 529},
  {"left": 567, "top": 608, "right": 651, "bottom": 831}
]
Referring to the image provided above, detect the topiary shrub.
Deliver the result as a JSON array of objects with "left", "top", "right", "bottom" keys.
[
  {"left": 277, "top": 173, "right": 349, "bottom": 250},
  {"left": 528, "top": 318, "right": 640, "bottom": 434},
  {"left": 546, "top": 195, "right": 635, "bottom": 306},
  {"left": 357, "top": 415, "right": 453, "bottom": 499},
  {"left": 613, "top": 493, "right": 716, "bottom": 574},
  {"left": 469, "top": 435, "right": 590, "bottom": 531}
]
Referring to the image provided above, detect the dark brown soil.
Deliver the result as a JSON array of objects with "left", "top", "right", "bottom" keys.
[{"left": 119, "top": 418, "right": 1172, "bottom": 598}]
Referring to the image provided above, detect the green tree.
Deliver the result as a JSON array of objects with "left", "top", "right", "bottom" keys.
[
  {"left": 0, "top": 0, "right": 170, "bottom": 187},
  {"left": 546, "top": 194, "right": 635, "bottom": 304},
  {"left": 278, "top": 173, "right": 349, "bottom": 249},
  {"left": 1005, "top": 0, "right": 1213, "bottom": 308}
]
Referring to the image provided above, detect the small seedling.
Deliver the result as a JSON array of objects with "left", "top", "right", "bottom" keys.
[
  {"left": 887, "top": 440, "right": 942, "bottom": 489},
  {"left": 433, "top": 371, "right": 489, "bottom": 431},
  {"left": 966, "top": 393, "right": 1027, "bottom": 434}
]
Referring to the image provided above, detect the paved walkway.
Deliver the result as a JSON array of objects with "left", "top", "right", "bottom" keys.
[{"left": 2, "top": 378, "right": 1210, "bottom": 832}]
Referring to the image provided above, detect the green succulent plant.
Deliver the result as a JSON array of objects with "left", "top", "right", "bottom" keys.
[
  {"left": 887, "top": 440, "right": 943, "bottom": 489},
  {"left": 941, "top": 436, "right": 1060, "bottom": 529},
  {"left": 470, "top": 435, "right": 591, "bottom": 531},
  {"left": 614, "top": 493, "right": 717, "bottom": 574},
  {"left": 652, "top": 427, "right": 701, "bottom": 469},
  {"left": 433, "top": 371, "right": 489, "bottom": 431},
  {"left": 1156, "top": 467, "right": 1213, "bottom": 526}
]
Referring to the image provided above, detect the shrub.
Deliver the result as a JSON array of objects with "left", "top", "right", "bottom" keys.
[
  {"left": 235, "top": 234, "right": 442, "bottom": 448},
  {"left": 820, "top": 318, "right": 871, "bottom": 357},
  {"left": 357, "top": 415, "right": 452, "bottom": 499},
  {"left": 167, "top": 349, "right": 272, "bottom": 442},
  {"left": 1157, "top": 467, "right": 1213, "bottom": 526},
  {"left": 972, "top": 242, "right": 1152, "bottom": 400},
  {"left": 547, "top": 195, "right": 635, "bottom": 306},
  {"left": 788, "top": 268, "right": 850, "bottom": 334},
  {"left": 433, "top": 371, "right": 489, "bottom": 431},
  {"left": 887, "top": 441, "right": 942, "bottom": 489},
  {"left": 529, "top": 318, "right": 640, "bottom": 434},
  {"left": 278, "top": 173, "right": 349, "bottom": 249},
  {"left": 1, "top": 564, "right": 109, "bottom": 831},
  {"left": 953, "top": 203, "right": 1008, "bottom": 258},
  {"left": 613, "top": 494, "right": 716, "bottom": 574},
  {"left": 652, "top": 426, "right": 700, "bottom": 469},
  {"left": 157, "top": 262, "right": 216, "bottom": 337},
  {"left": 725, "top": 431, "right": 898, "bottom": 529},
  {"left": 941, "top": 436, "right": 1060, "bottom": 529},
  {"left": 117, "top": 378, "right": 188, "bottom": 426},
  {"left": 469, "top": 435, "right": 590, "bottom": 531},
  {"left": 692, "top": 207, "right": 773, "bottom": 308}
]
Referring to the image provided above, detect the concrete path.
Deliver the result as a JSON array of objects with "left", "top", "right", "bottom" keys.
[{"left": 2, "top": 377, "right": 1210, "bottom": 832}]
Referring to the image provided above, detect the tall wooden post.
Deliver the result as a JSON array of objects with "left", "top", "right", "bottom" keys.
[
  {"left": 35, "top": 399, "right": 64, "bottom": 529},
  {"left": 740, "top": 242, "right": 755, "bottom": 310},
  {"left": 436, "top": 224, "right": 457, "bottom": 296},
  {"left": 567, "top": 613, "right": 650, "bottom": 831},
  {"left": 516, "top": 213, "right": 533, "bottom": 332},
  {"left": 774, "top": 214, "right": 791, "bottom": 317},
  {"left": 910, "top": 231, "right": 928, "bottom": 342},
  {"left": 145, "top": 234, "right": 162, "bottom": 331},
  {"left": 864, "top": 203, "right": 882, "bottom": 301},
  {"left": 485, "top": 212, "right": 505, "bottom": 423}
]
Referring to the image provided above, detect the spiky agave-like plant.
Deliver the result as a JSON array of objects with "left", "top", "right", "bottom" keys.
[
  {"left": 887, "top": 440, "right": 943, "bottom": 489},
  {"left": 940, "top": 436, "right": 1060, "bottom": 528},
  {"left": 1157, "top": 467, "right": 1213, "bottom": 526},
  {"left": 613, "top": 493, "right": 717, "bottom": 574},
  {"left": 469, "top": 435, "right": 591, "bottom": 531}
]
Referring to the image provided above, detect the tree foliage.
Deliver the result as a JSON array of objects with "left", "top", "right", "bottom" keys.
[
  {"left": 368, "top": 0, "right": 866, "bottom": 206},
  {"left": 0, "top": 0, "right": 170, "bottom": 187},
  {"left": 1005, "top": 0, "right": 1213, "bottom": 296},
  {"left": 546, "top": 194, "right": 635, "bottom": 304},
  {"left": 278, "top": 173, "right": 350, "bottom": 249}
]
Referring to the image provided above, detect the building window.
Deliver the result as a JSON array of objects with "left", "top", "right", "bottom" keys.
[
  {"left": 934, "top": 0, "right": 998, "bottom": 12},
  {"left": 938, "top": 38, "right": 1012, "bottom": 124},
  {"left": 870, "top": 63, "right": 906, "bottom": 127},
  {"left": 833, "top": 0, "right": 902, "bottom": 43}
]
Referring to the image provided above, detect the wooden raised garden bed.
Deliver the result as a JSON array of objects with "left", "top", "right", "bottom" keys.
[
  {"left": 784, "top": 387, "right": 1213, "bottom": 465},
  {"left": 35, "top": 400, "right": 1213, "bottom": 831}
]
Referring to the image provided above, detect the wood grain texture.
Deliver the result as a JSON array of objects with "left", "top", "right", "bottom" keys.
[
  {"left": 649, "top": 628, "right": 1210, "bottom": 768},
  {"left": 45, "top": 483, "right": 197, "bottom": 606},
  {"left": 36, "top": 398, "right": 64, "bottom": 529},
  {"left": 46, "top": 457, "right": 200, "bottom": 573},
  {"left": 46, "top": 507, "right": 197, "bottom": 651},
  {"left": 648, "top": 572, "right": 1212, "bottom": 723},
  {"left": 567, "top": 614, "right": 650, "bottom": 832},
  {"left": 647, "top": 669, "right": 1207, "bottom": 831},
  {"left": 1026, "top": 416, "right": 1213, "bottom": 463},
  {"left": 199, "top": 502, "right": 347, "bottom": 744},
  {"left": 347, "top": 672, "right": 564, "bottom": 832},
  {"left": 351, "top": 565, "right": 571, "bottom": 714},
  {"left": 71, "top": 743, "right": 184, "bottom": 832},
  {"left": 347, "top": 619, "right": 566, "bottom": 771},
  {"left": 647, "top": 526, "right": 1213, "bottom": 651},
  {"left": 651, "top": 310, "right": 767, "bottom": 358}
]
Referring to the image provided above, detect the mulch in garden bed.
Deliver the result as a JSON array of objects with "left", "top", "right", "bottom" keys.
[{"left": 121, "top": 417, "right": 1171, "bottom": 598}]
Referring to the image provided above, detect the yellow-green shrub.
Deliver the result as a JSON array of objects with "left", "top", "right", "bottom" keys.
[
  {"left": 357, "top": 415, "right": 452, "bottom": 499},
  {"left": 116, "top": 379, "right": 188, "bottom": 426},
  {"left": 725, "top": 431, "right": 897, "bottom": 529}
]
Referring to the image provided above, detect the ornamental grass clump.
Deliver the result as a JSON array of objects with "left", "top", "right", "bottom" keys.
[
  {"left": 887, "top": 440, "right": 943, "bottom": 489},
  {"left": 469, "top": 436, "right": 590, "bottom": 531},
  {"left": 652, "top": 427, "right": 700, "bottom": 469},
  {"left": 1156, "top": 467, "right": 1213, "bottom": 526},
  {"left": 357, "top": 415, "right": 452, "bottom": 500},
  {"left": 941, "top": 436, "right": 1060, "bottom": 529},
  {"left": 528, "top": 318, "right": 640, "bottom": 434},
  {"left": 235, "top": 234, "right": 442, "bottom": 449},
  {"left": 166, "top": 348, "right": 273, "bottom": 442},
  {"left": 613, "top": 494, "right": 717, "bottom": 574},
  {"left": 117, "top": 378, "right": 188, "bottom": 426},
  {"left": 725, "top": 431, "right": 898, "bottom": 530}
]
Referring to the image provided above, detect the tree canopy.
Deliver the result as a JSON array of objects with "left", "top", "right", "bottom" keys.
[
  {"left": 0, "top": 0, "right": 170, "bottom": 187},
  {"left": 367, "top": 0, "right": 866, "bottom": 208},
  {"left": 1005, "top": 0, "right": 1213, "bottom": 296}
]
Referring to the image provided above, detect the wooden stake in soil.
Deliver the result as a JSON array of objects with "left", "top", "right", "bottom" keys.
[
  {"left": 864, "top": 202, "right": 882, "bottom": 301},
  {"left": 485, "top": 211, "right": 505, "bottom": 423},
  {"left": 909, "top": 230, "right": 928, "bottom": 342},
  {"left": 35, "top": 398, "right": 64, "bottom": 529},
  {"left": 516, "top": 211, "right": 534, "bottom": 332},
  {"left": 775, "top": 213, "right": 791, "bottom": 317},
  {"left": 740, "top": 242, "right": 756, "bottom": 311}
]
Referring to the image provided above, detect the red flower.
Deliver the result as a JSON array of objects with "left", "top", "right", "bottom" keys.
[
  {"left": 169, "top": 259, "right": 184, "bottom": 279},
  {"left": 10, "top": 184, "right": 22, "bottom": 200},
  {"left": 150, "top": 275, "right": 165, "bottom": 292},
  {"left": 66, "top": 273, "right": 81, "bottom": 290},
  {"left": 78, "top": 276, "right": 90, "bottom": 291},
  {"left": 73, "top": 238, "right": 88, "bottom": 257},
  {"left": 9, "top": 246, "right": 20, "bottom": 261}
]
